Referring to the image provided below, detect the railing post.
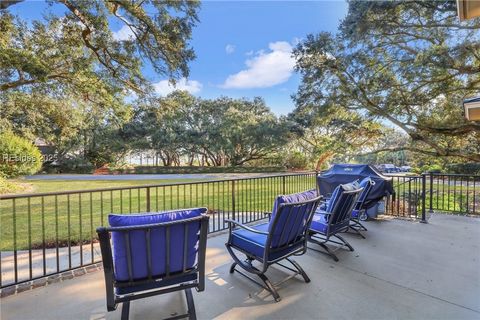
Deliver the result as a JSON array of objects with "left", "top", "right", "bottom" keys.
[
  {"left": 421, "top": 173, "right": 427, "bottom": 223},
  {"left": 282, "top": 175, "right": 286, "bottom": 194},
  {"left": 146, "top": 187, "right": 151, "bottom": 212},
  {"left": 231, "top": 180, "right": 236, "bottom": 221},
  {"left": 429, "top": 172, "right": 434, "bottom": 214}
]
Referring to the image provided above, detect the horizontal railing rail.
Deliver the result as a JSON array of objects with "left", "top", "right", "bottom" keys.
[{"left": 0, "top": 172, "right": 317, "bottom": 288}]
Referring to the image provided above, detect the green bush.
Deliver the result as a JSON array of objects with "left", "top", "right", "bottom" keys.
[
  {"left": 0, "top": 176, "right": 25, "bottom": 194},
  {"left": 0, "top": 131, "right": 42, "bottom": 178},
  {"left": 446, "top": 163, "right": 480, "bottom": 175},
  {"left": 56, "top": 157, "right": 94, "bottom": 174},
  {"left": 284, "top": 151, "right": 309, "bottom": 170},
  {"left": 413, "top": 163, "right": 443, "bottom": 174}
]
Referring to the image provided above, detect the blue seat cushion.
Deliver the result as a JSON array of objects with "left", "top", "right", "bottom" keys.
[
  {"left": 108, "top": 208, "right": 204, "bottom": 282},
  {"left": 231, "top": 223, "right": 303, "bottom": 261},
  {"left": 351, "top": 209, "right": 360, "bottom": 218},
  {"left": 310, "top": 213, "right": 349, "bottom": 235}
]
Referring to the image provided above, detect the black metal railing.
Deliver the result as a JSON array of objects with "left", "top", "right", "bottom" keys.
[
  {"left": 426, "top": 173, "right": 479, "bottom": 215},
  {"left": 0, "top": 172, "right": 316, "bottom": 288},
  {"left": 384, "top": 174, "right": 424, "bottom": 219},
  {"left": 384, "top": 173, "right": 480, "bottom": 219},
  {"left": 1, "top": 171, "right": 478, "bottom": 289}
]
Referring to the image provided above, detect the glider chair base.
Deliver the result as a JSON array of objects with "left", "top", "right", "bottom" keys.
[
  {"left": 225, "top": 191, "right": 321, "bottom": 303},
  {"left": 308, "top": 233, "right": 354, "bottom": 262},
  {"left": 115, "top": 285, "right": 198, "bottom": 320},
  {"left": 228, "top": 254, "right": 310, "bottom": 302},
  {"left": 348, "top": 220, "right": 368, "bottom": 239}
]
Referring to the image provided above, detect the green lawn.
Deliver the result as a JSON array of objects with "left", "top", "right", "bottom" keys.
[
  {"left": 9, "top": 178, "right": 207, "bottom": 194},
  {"left": 0, "top": 175, "right": 317, "bottom": 250}
]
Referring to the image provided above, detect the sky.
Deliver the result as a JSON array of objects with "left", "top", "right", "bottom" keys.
[{"left": 8, "top": 1, "right": 349, "bottom": 115}]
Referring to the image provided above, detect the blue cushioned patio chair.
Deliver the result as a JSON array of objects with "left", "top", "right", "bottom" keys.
[
  {"left": 348, "top": 177, "right": 375, "bottom": 238},
  {"left": 225, "top": 189, "right": 321, "bottom": 302},
  {"left": 308, "top": 184, "right": 363, "bottom": 262},
  {"left": 97, "top": 208, "right": 209, "bottom": 320}
]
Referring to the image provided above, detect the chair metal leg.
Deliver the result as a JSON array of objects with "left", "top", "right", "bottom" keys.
[
  {"left": 348, "top": 223, "right": 366, "bottom": 239},
  {"left": 308, "top": 231, "right": 355, "bottom": 261},
  {"left": 357, "top": 221, "right": 368, "bottom": 231},
  {"left": 185, "top": 288, "right": 197, "bottom": 320},
  {"left": 334, "top": 234, "right": 354, "bottom": 252},
  {"left": 227, "top": 248, "right": 282, "bottom": 302},
  {"left": 319, "top": 242, "right": 339, "bottom": 262},
  {"left": 121, "top": 301, "right": 130, "bottom": 320},
  {"left": 308, "top": 235, "right": 340, "bottom": 262},
  {"left": 230, "top": 263, "right": 282, "bottom": 302},
  {"left": 257, "top": 272, "right": 281, "bottom": 302},
  {"left": 229, "top": 262, "right": 237, "bottom": 274},
  {"left": 286, "top": 258, "right": 310, "bottom": 283}
]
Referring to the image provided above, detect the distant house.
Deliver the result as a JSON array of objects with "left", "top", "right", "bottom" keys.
[
  {"left": 34, "top": 138, "right": 56, "bottom": 163},
  {"left": 463, "top": 97, "right": 480, "bottom": 121}
]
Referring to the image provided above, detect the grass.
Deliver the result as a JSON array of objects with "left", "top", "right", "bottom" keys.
[
  {"left": 0, "top": 175, "right": 316, "bottom": 250},
  {"left": 12, "top": 178, "right": 207, "bottom": 194}
]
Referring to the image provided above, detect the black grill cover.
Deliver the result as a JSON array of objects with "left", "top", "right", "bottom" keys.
[{"left": 317, "top": 164, "right": 394, "bottom": 207}]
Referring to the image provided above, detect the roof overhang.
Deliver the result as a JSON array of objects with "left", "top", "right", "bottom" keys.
[{"left": 457, "top": 0, "right": 480, "bottom": 21}]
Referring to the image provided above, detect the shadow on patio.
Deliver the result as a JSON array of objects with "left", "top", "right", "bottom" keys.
[{"left": 1, "top": 214, "right": 479, "bottom": 320}]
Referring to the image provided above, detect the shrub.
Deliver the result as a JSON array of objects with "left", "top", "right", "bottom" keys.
[
  {"left": 0, "top": 131, "right": 42, "bottom": 178},
  {"left": 0, "top": 176, "right": 26, "bottom": 194},
  {"left": 55, "top": 157, "right": 94, "bottom": 174},
  {"left": 446, "top": 163, "right": 480, "bottom": 175},
  {"left": 284, "top": 151, "right": 310, "bottom": 170}
]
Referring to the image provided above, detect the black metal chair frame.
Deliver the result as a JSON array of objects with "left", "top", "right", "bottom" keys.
[
  {"left": 348, "top": 180, "right": 375, "bottom": 238},
  {"left": 97, "top": 211, "right": 210, "bottom": 320},
  {"left": 225, "top": 196, "right": 322, "bottom": 302},
  {"left": 308, "top": 188, "right": 362, "bottom": 262}
]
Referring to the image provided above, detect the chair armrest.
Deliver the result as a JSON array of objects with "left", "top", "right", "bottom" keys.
[
  {"left": 264, "top": 211, "right": 272, "bottom": 221},
  {"left": 316, "top": 209, "right": 332, "bottom": 216},
  {"left": 224, "top": 219, "right": 269, "bottom": 235}
]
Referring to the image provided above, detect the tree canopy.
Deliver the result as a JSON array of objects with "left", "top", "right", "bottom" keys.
[
  {"left": 128, "top": 92, "right": 289, "bottom": 167},
  {"left": 0, "top": 0, "right": 200, "bottom": 168},
  {"left": 293, "top": 0, "right": 480, "bottom": 162},
  {"left": 1, "top": 0, "right": 198, "bottom": 93}
]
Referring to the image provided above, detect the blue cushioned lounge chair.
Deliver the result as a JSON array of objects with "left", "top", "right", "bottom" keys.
[
  {"left": 225, "top": 189, "right": 321, "bottom": 302},
  {"left": 349, "top": 177, "right": 375, "bottom": 238},
  {"left": 308, "top": 184, "right": 362, "bottom": 261},
  {"left": 97, "top": 208, "right": 209, "bottom": 320}
]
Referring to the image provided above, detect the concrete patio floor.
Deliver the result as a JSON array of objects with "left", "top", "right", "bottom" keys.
[{"left": 1, "top": 214, "right": 479, "bottom": 320}]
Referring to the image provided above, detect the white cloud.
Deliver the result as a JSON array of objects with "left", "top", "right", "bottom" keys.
[
  {"left": 153, "top": 78, "right": 202, "bottom": 96},
  {"left": 245, "top": 50, "right": 254, "bottom": 56},
  {"left": 112, "top": 25, "right": 135, "bottom": 41},
  {"left": 221, "top": 41, "right": 295, "bottom": 89},
  {"left": 225, "top": 44, "right": 236, "bottom": 54}
]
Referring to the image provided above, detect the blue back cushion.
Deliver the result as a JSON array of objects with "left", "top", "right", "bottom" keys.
[
  {"left": 326, "top": 185, "right": 342, "bottom": 213},
  {"left": 326, "top": 182, "right": 356, "bottom": 214},
  {"left": 269, "top": 189, "right": 318, "bottom": 247},
  {"left": 356, "top": 177, "right": 373, "bottom": 207},
  {"left": 108, "top": 208, "right": 205, "bottom": 282}
]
